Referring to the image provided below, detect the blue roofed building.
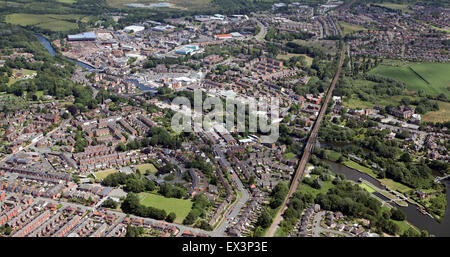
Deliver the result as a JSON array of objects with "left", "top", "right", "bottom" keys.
[{"left": 67, "top": 31, "right": 97, "bottom": 41}]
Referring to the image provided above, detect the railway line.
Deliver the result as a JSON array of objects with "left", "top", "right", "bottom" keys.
[{"left": 265, "top": 6, "right": 351, "bottom": 236}]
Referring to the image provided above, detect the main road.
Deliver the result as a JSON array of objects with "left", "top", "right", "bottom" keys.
[{"left": 265, "top": 16, "right": 347, "bottom": 237}]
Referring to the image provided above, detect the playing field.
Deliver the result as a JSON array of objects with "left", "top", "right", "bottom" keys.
[
  {"left": 94, "top": 169, "right": 117, "bottom": 180},
  {"left": 369, "top": 62, "right": 450, "bottom": 98},
  {"left": 138, "top": 193, "right": 193, "bottom": 223},
  {"left": 134, "top": 163, "right": 158, "bottom": 174}
]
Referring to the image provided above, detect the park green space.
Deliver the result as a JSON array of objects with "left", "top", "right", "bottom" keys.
[
  {"left": 137, "top": 192, "right": 193, "bottom": 223},
  {"left": 369, "top": 62, "right": 450, "bottom": 98},
  {"left": 341, "top": 79, "right": 399, "bottom": 109},
  {"left": 134, "top": 163, "right": 158, "bottom": 174},
  {"left": 339, "top": 22, "right": 367, "bottom": 36},
  {"left": 94, "top": 168, "right": 117, "bottom": 181},
  {"left": 322, "top": 150, "right": 341, "bottom": 162},
  {"left": 298, "top": 176, "right": 334, "bottom": 196},
  {"left": 276, "top": 53, "right": 313, "bottom": 67},
  {"left": 283, "top": 152, "right": 297, "bottom": 159}
]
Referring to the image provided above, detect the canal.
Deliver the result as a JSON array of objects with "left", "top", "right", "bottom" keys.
[{"left": 324, "top": 160, "right": 450, "bottom": 236}]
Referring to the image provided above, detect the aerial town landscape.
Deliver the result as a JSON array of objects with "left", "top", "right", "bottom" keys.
[{"left": 0, "top": 0, "right": 449, "bottom": 241}]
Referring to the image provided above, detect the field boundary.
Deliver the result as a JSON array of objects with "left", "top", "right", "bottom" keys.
[{"left": 408, "top": 66, "right": 430, "bottom": 85}]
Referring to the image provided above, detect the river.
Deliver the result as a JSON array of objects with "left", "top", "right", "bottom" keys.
[
  {"left": 323, "top": 160, "right": 450, "bottom": 236},
  {"left": 35, "top": 35, "right": 96, "bottom": 70}
]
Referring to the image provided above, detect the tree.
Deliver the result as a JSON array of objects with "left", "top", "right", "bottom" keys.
[
  {"left": 166, "top": 212, "right": 176, "bottom": 223},
  {"left": 256, "top": 210, "right": 272, "bottom": 228},
  {"left": 103, "top": 198, "right": 118, "bottom": 209},
  {"left": 399, "top": 152, "right": 412, "bottom": 163}
]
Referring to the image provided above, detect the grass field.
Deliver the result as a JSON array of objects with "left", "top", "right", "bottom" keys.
[
  {"left": 94, "top": 169, "right": 117, "bottom": 181},
  {"left": 283, "top": 152, "right": 297, "bottom": 159},
  {"left": 343, "top": 160, "right": 378, "bottom": 178},
  {"left": 369, "top": 62, "right": 450, "bottom": 98},
  {"left": 375, "top": 2, "right": 413, "bottom": 13},
  {"left": 339, "top": 22, "right": 367, "bottom": 36},
  {"left": 423, "top": 101, "right": 450, "bottom": 123},
  {"left": 134, "top": 163, "right": 158, "bottom": 174},
  {"left": 138, "top": 193, "right": 193, "bottom": 223},
  {"left": 5, "top": 13, "right": 87, "bottom": 32},
  {"left": 323, "top": 150, "right": 341, "bottom": 162},
  {"left": 379, "top": 178, "right": 413, "bottom": 194},
  {"left": 342, "top": 79, "right": 400, "bottom": 109},
  {"left": 298, "top": 177, "right": 334, "bottom": 196},
  {"left": 359, "top": 183, "right": 376, "bottom": 193},
  {"left": 276, "top": 53, "right": 313, "bottom": 67}
]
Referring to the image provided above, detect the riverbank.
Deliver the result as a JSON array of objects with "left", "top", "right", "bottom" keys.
[
  {"left": 323, "top": 159, "right": 450, "bottom": 236},
  {"left": 35, "top": 34, "right": 96, "bottom": 70}
]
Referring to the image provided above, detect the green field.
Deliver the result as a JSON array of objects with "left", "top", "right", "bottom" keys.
[
  {"left": 138, "top": 193, "right": 193, "bottom": 223},
  {"left": 276, "top": 53, "right": 314, "bottom": 67},
  {"left": 369, "top": 63, "right": 450, "bottom": 98},
  {"left": 298, "top": 177, "right": 334, "bottom": 196},
  {"left": 343, "top": 160, "right": 378, "bottom": 178},
  {"left": 94, "top": 168, "right": 117, "bottom": 181},
  {"left": 283, "top": 152, "right": 297, "bottom": 159},
  {"left": 135, "top": 163, "right": 158, "bottom": 174},
  {"left": 376, "top": 2, "right": 412, "bottom": 12},
  {"left": 379, "top": 178, "right": 413, "bottom": 194},
  {"left": 359, "top": 183, "right": 376, "bottom": 193},
  {"left": 323, "top": 150, "right": 342, "bottom": 162},
  {"left": 339, "top": 22, "right": 367, "bottom": 36},
  {"left": 423, "top": 101, "right": 450, "bottom": 123},
  {"left": 5, "top": 13, "right": 87, "bottom": 31}
]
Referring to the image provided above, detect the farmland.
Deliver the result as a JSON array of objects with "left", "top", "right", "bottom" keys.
[
  {"left": 138, "top": 192, "right": 193, "bottom": 223},
  {"left": 369, "top": 62, "right": 450, "bottom": 98},
  {"left": 422, "top": 101, "right": 450, "bottom": 123},
  {"left": 4, "top": 13, "right": 89, "bottom": 32}
]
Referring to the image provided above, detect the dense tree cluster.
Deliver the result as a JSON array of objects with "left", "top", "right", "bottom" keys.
[
  {"left": 183, "top": 194, "right": 212, "bottom": 226},
  {"left": 121, "top": 193, "right": 167, "bottom": 220},
  {"left": 102, "top": 172, "right": 156, "bottom": 193}
]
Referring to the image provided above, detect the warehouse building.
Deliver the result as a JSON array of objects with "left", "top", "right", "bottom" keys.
[{"left": 67, "top": 32, "right": 97, "bottom": 41}]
